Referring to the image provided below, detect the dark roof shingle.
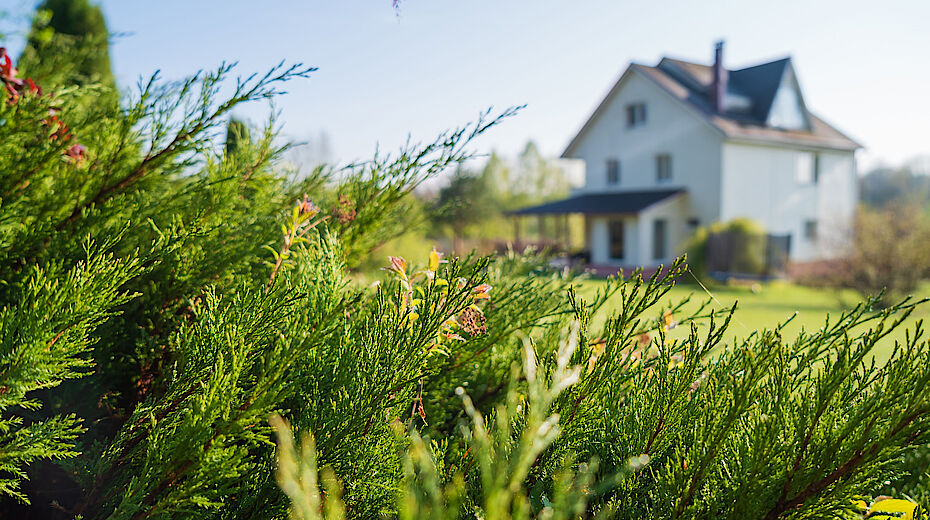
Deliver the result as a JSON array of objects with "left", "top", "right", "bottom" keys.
[
  {"left": 633, "top": 61, "right": 861, "bottom": 151},
  {"left": 563, "top": 55, "right": 861, "bottom": 156},
  {"left": 510, "top": 189, "right": 685, "bottom": 215}
]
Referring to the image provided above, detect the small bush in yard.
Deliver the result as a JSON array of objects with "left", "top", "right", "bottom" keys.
[
  {"left": 685, "top": 218, "right": 767, "bottom": 278},
  {"left": 1, "top": 46, "right": 929, "bottom": 519},
  {"left": 836, "top": 205, "right": 930, "bottom": 307}
]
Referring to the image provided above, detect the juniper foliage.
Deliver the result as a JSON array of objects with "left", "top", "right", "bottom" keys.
[{"left": 0, "top": 38, "right": 929, "bottom": 520}]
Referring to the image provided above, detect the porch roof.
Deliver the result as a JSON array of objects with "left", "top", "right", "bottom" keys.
[{"left": 510, "top": 189, "right": 685, "bottom": 216}]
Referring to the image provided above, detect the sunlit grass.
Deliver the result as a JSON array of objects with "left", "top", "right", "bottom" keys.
[{"left": 573, "top": 276, "right": 930, "bottom": 363}]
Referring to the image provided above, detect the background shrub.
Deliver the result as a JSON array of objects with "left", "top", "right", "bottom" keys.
[{"left": 685, "top": 218, "right": 767, "bottom": 278}]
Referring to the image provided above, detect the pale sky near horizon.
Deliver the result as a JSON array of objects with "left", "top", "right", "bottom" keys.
[{"left": 1, "top": 0, "right": 928, "bottom": 172}]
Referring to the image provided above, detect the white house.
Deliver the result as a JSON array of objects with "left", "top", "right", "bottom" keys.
[{"left": 515, "top": 42, "right": 861, "bottom": 270}]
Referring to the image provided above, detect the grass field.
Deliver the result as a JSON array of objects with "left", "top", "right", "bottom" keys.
[{"left": 573, "top": 277, "right": 930, "bottom": 363}]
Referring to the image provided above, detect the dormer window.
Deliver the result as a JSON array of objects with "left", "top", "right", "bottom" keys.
[
  {"left": 626, "top": 103, "right": 646, "bottom": 127},
  {"left": 606, "top": 158, "right": 620, "bottom": 185},
  {"left": 767, "top": 67, "right": 810, "bottom": 130}
]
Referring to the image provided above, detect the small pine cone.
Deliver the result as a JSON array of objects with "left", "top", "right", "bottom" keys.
[{"left": 458, "top": 307, "right": 488, "bottom": 337}]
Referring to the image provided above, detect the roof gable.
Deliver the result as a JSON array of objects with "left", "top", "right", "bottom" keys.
[
  {"left": 563, "top": 51, "right": 861, "bottom": 154},
  {"left": 728, "top": 58, "right": 791, "bottom": 122},
  {"left": 561, "top": 65, "right": 723, "bottom": 158},
  {"left": 764, "top": 63, "right": 811, "bottom": 130}
]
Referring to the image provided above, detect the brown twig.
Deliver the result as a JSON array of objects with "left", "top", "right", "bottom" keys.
[{"left": 763, "top": 410, "right": 925, "bottom": 520}]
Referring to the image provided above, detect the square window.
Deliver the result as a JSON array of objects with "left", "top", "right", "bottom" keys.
[
  {"left": 606, "top": 159, "right": 620, "bottom": 185},
  {"left": 626, "top": 103, "right": 646, "bottom": 127},
  {"left": 804, "top": 220, "right": 818, "bottom": 241},
  {"left": 656, "top": 154, "right": 672, "bottom": 182}
]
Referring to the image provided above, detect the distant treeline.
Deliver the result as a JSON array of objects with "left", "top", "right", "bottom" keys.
[{"left": 860, "top": 159, "right": 930, "bottom": 208}]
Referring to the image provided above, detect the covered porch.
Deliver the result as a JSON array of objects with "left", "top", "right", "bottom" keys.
[{"left": 510, "top": 189, "right": 688, "bottom": 271}]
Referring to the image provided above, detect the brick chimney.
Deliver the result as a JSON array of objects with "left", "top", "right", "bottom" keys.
[{"left": 712, "top": 40, "right": 727, "bottom": 113}]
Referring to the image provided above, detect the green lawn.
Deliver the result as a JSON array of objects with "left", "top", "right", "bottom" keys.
[{"left": 573, "top": 278, "right": 930, "bottom": 363}]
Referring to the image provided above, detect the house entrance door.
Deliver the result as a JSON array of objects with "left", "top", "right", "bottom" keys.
[{"left": 608, "top": 219, "right": 625, "bottom": 261}]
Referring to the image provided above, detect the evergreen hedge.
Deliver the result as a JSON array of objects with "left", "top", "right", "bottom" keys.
[{"left": 0, "top": 45, "right": 928, "bottom": 519}]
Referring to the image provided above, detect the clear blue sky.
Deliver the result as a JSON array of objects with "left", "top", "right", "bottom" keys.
[{"left": 2, "top": 0, "right": 928, "bottom": 170}]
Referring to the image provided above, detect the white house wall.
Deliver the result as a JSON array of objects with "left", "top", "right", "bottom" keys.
[
  {"left": 569, "top": 71, "right": 724, "bottom": 227},
  {"left": 589, "top": 215, "right": 640, "bottom": 266},
  {"left": 815, "top": 151, "right": 857, "bottom": 257},
  {"left": 588, "top": 194, "right": 688, "bottom": 267},
  {"left": 721, "top": 142, "right": 856, "bottom": 261},
  {"left": 638, "top": 194, "right": 690, "bottom": 266},
  {"left": 590, "top": 218, "right": 609, "bottom": 264}
]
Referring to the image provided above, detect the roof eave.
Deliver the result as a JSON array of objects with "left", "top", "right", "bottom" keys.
[
  {"left": 723, "top": 135, "right": 861, "bottom": 152},
  {"left": 562, "top": 65, "right": 727, "bottom": 158},
  {"left": 509, "top": 189, "right": 687, "bottom": 216},
  {"left": 561, "top": 65, "right": 638, "bottom": 158}
]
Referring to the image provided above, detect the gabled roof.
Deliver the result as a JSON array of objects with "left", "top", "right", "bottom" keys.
[
  {"left": 563, "top": 54, "right": 861, "bottom": 157},
  {"left": 509, "top": 189, "right": 685, "bottom": 215},
  {"left": 729, "top": 58, "right": 793, "bottom": 122},
  {"left": 657, "top": 56, "right": 797, "bottom": 124}
]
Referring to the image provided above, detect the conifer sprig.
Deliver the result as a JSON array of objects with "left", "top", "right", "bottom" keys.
[
  {"left": 0, "top": 240, "right": 142, "bottom": 502},
  {"left": 2, "top": 26, "right": 929, "bottom": 516}
]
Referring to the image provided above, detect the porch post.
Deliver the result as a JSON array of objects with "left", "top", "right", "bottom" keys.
[
  {"left": 537, "top": 214, "right": 545, "bottom": 245},
  {"left": 513, "top": 216, "right": 521, "bottom": 250},
  {"left": 563, "top": 214, "right": 570, "bottom": 249}
]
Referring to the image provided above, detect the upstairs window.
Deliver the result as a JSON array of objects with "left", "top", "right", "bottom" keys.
[
  {"left": 796, "top": 152, "right": 821, "bottom": 185},
  {"left": 606, "top": 158, "right": 620, "bottom": 185},
  {"left": 813, "top": 154, "right": 821, "bottom": 183},
  {"left": 656, "top": 154, "right": 672, "bottom": 183},
  {"left": 626, "top": 102, "right": 646, "bottom": 127}
]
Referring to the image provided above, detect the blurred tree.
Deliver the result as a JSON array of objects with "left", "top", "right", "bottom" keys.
[
  {"left": 225, "top": 118, "right": 252, "bottom": 156},
  {"left": 428, "top": 141, "right": 574, "bottom": 252},
  {"left": 481, "top": 151, "right": 512, "bottom": 205},
  {"left": 859, "top": 159, "right": 930, "bottom": 209},
  {"left": 18, "top": 0, "right": 116, "bottom": 99},
  {"left": 515, "top": 140, "right": 569, "bottom": 202},
  {"left": 835, "top": 205, "right": 930, "bottom": 306},
  {"left": 434, "top": 166, "right": 498, "bottom": 252}
]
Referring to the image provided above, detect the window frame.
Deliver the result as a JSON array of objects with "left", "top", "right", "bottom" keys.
[
  {"left": 796, "top": 152, "right": 820, "bottom": 185},
  {"left": 626, "top": 102, "right": 646, "bottom": 127},
  {"left": 652, "top": 219, "right": 667, "bottom": 260},
  {"left": 608, "top": 219, "right": 625, "bottom": 260},
  {"left": 656, "top": 153, "right": 672, "bottom": 183},
  {"left": 812, "top": 153, "right": 821, "bottom": 183},
  {"left": 606, "top": 158, "right": 620, "bottom": 185},
  {"left": 804, "top": 219, "right": 818, "bottom": 241}
]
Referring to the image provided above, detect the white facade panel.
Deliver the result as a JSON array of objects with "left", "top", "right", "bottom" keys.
[
  {"left": 721, "top": 142, "right": 856, "bottom": 261},
  {"left": 569, "top": 72, "right": 724, "bottom": 227},
  {"left": 590, "top": 218, "right": 609, "bottom": 264},
  {"left": 588, "top": 195, "right": 689, "bottom": 267},
  {"left": 815, "top": 151, "right": 857, "bottom": 257},
  {"left": 566, "top": 65, "right": 857, "bottom": 268},
  {"left": 589, "top": 215, "right": 640, "bottom": 266},
  {"left": 638, "top": 195, "right": 691, "bottom": 266}
]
